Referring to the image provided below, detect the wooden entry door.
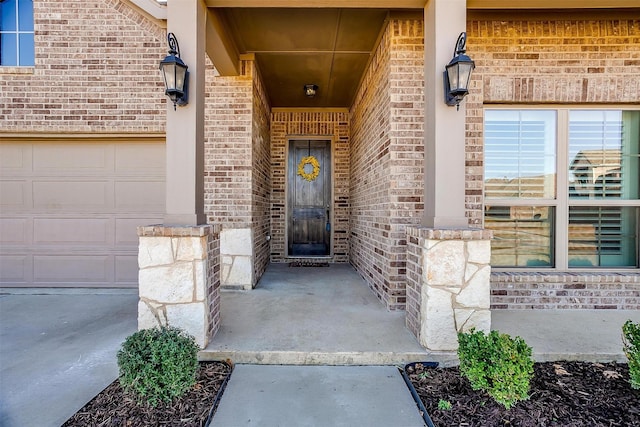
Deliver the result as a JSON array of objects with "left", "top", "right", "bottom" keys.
[{"left": 288, "top": 140, "right": 331, "bottom": 257}]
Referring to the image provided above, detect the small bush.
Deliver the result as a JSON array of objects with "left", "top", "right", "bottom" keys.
[
  {"left": 437, "top": 399, "right": 452, "bottom": 411},
  {"left": 457, "top": 329, "right": 534, "bottom": 409},
  {"left": 117, "top": 326, "right": 199, "bottom": 407},
  {"left": 622, "top": 320, "right": 640, "bottom": 389}
]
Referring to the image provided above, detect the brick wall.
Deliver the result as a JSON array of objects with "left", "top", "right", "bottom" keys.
[
  {"left": 491, "top": 273, "right": 640, "bottom": 310},
  {"left": 405, "top": 229, "right": 423, "bottom": 338},
  {"left": 251, "top": 65, "right": 271, "bottom": 282},
  {"left": 0, "top": 0, "right": 166, "bottom": 133},
  {"left": 467, "top": 11, "right": 640, "bottom": 309},
  {"left": 204, "top": 60, "right": 253, "bottom": 228},
  {"left": 270, "top": 111, "right": 350, "bottom": 263},
  {"left": 206, "top": 224, "right": 221, "bottom": 340},
  {"left": 349, "top": 19, "right": 424, "bottom": 310},
  {"left": 204, "top": 59, "right": 270, "bottom": 287}
]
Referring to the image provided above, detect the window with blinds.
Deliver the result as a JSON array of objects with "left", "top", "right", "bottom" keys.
[
  {"left": 485, "top": 111, "right": 556, "bottom": 199},
  {"left": 484, "top": 109, "right": 640, "bottom": 269},
  {"left": 568, "top": 206, "right": 637, "bottom": 267},
  {"left": 567, "top": 111, "right": 639, "bottom": 267},
  {"left": 486, "top": 206, "right": 554, "bottom": 267}
]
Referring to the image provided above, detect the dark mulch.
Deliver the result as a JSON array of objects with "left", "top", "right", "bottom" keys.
[
  {"left": 407, "top": 361, "right": 640, "bottom": 427},
  {"left": 62, "top": 361, "right": 231, "bottom": 427}
]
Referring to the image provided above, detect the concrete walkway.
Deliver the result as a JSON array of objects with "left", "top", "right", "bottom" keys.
[
  {"left": 1, "top": 264, "right": 637, "bottom": 427},
  {"left": 0, "top": 290, "right": 138, "bottom": 427},
  {"left": 212, "top": 365, "right": 427, "bottom": 427}
]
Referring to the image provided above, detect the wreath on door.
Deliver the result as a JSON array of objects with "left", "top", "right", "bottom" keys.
[{"left": 297, "top": 155, "right": 321, "bottom": 182}]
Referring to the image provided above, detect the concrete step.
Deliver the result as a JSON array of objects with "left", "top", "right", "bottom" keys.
[{"left": 199, "top": 349, "right": 458, "bottom": 366}]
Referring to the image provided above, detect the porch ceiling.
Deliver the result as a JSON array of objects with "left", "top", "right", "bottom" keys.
[
  {"left": 216, "top": 8, "right": 390, "bottom": 108},
  {"left": 206, "top": 1, "right": 639, "bottom": 109}
]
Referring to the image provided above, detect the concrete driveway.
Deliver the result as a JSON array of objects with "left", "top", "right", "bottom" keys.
[{"left": 0, "top": 290, "right": 138, "bottom": 427}]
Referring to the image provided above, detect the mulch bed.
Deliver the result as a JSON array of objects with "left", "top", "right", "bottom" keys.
[
  {"left": 407, "top": 361, "right": 640, "bottom": 427},
  {"left": 61, "top": 360, "right": 639, "bottom": 426},
  {"left": 62, "top": 361, "right": 231, "bottom": 427}
]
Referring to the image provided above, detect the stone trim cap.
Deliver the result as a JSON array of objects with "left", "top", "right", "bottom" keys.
[{"left": 137, "top": 224, "right": 221, "bottom": 237}]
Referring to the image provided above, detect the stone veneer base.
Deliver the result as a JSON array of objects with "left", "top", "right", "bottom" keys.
[
  {"left": 137, "top": 224, "right": 221, "bottom": 348},
  {"left": 406, "top": 227, "right": 493, "bottom": 351},
  {"left": 220, "top": 228, "right": 254, "bottom": 290}
]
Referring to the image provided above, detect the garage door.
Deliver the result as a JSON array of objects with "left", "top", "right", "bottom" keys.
[{"left": 0, "top": 137, "right": 165, "bottom": 288}]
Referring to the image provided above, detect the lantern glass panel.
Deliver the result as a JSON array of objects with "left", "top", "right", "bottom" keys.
[
  {"left": 161, "top": 62, "right": 176, "bottom": 91},
  {"left": 175, "top": 64, "right": 187, "bottom": 94},
  {"left": 458, "top": 62, "right": 474, "bottom": 90},
  {"left": 447, "top": 62, "right": 461, "bottom": 91}
]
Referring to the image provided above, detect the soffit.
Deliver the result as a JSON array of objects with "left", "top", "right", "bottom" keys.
[
  {"left": 467, "top": 0, "right": 640, "bottom": 9},
  {"left": 207, "top": 0, "right": 639, "bottom": 8},
  {"left": 217, "top": 8, "right": 389, "bottom": 108}
]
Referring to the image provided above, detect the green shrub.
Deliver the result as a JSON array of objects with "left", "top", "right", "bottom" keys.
[
  {"left": 457, "top": 329, "right": 534, "bottom": 409},
  {"left": 117, "top": 326, "right": 199, "bottom": 407},
  {"left": 437, "top": 399, "right": 452, "bottom": 411},
  {"left": 622, "top": 320, "right": 640, "bottom": 389}
]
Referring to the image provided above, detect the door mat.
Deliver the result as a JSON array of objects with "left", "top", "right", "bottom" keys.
[{"left": 288, "top": 261, "right": 330, "bottom": 267}]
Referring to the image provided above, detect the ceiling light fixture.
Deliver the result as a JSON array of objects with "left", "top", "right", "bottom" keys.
[{"left": 304, "top": 84, "right": 318, "bottom": 98}]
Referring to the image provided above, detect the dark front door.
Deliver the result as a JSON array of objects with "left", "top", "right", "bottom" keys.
[{"left": 288, "top": 140, "right": 331, "bottom": 257}]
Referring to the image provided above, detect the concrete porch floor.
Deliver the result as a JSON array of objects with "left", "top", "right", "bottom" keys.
[{"left": 201, "top": 263, "right": 639, "bottom": 365}]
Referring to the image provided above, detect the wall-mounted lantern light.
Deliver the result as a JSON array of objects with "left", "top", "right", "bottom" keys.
[
  {"left": 444, "top": 32, "right": 475, "bottom": 110},
  {"left": 159, "top": 32, "right": 189, "bottom": 110},
  {"left": 304, "top": 84, "right": 318, "bottom": 98}
]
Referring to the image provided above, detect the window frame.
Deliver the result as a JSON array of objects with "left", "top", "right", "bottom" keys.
[
  {"left": 484, "top": 106, "right": 640, "bottom": 272},
  {"left": 0, "top": 0, "right": 35, "bottom": 67}
]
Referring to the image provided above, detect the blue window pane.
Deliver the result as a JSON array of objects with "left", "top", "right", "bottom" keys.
[
  {"left": 18, "top": 32, "right": 32, "bottom": 65},
  {"left": 17, "top": 0, "right": 32, "bottom": 31},
  {"left": 0, "top": 32, "right": 17, "bottom": 65},
  {"left": 0, "top": 0, "right": 18, "bottom": 31}
]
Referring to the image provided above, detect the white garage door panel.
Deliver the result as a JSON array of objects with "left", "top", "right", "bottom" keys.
[
  {"left": 116, "top": 255, "right": 139, "bottom": 282},
  {"left": 116, "top": 143, "right": 164, "bottom": 173},
  {"left": 33, "top": 181, "right": 112, "bottom": 211},
  {"left": 0, "top": 138, "right": 165, "bottom": 288},
  {"left": 33, "top": 218, "right": 111, "bottom": 245},
  {"left": 0, "top": 218, "right": 28, "bottom": 244},
  {"left": 0, "top": 181, "right": 28, "bottom": 209},
  {"left": 0, "top": 256, "right": 28, "bottom": 282},
  {"left": 0, "top": 143, "right": 31, "bottom": 171},
  {"left": 115, "top": 181, "right": 164, "bottom": 211},
  {"left": 34, "top": 255, "right": 110, "bottom": 282},
  {"left": 34, "top": 144, "right": 111, "bottom": 172}
]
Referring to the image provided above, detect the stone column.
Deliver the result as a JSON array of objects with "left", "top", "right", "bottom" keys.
[
  {"left": 221, "top": 228, "right": 254, "bottom": 290},
  {"left": 137, "top": 225, "right": 221, "bottom": 348},
  {"left": 406, "top": 227, "right": 492, "bottom": 351}
]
